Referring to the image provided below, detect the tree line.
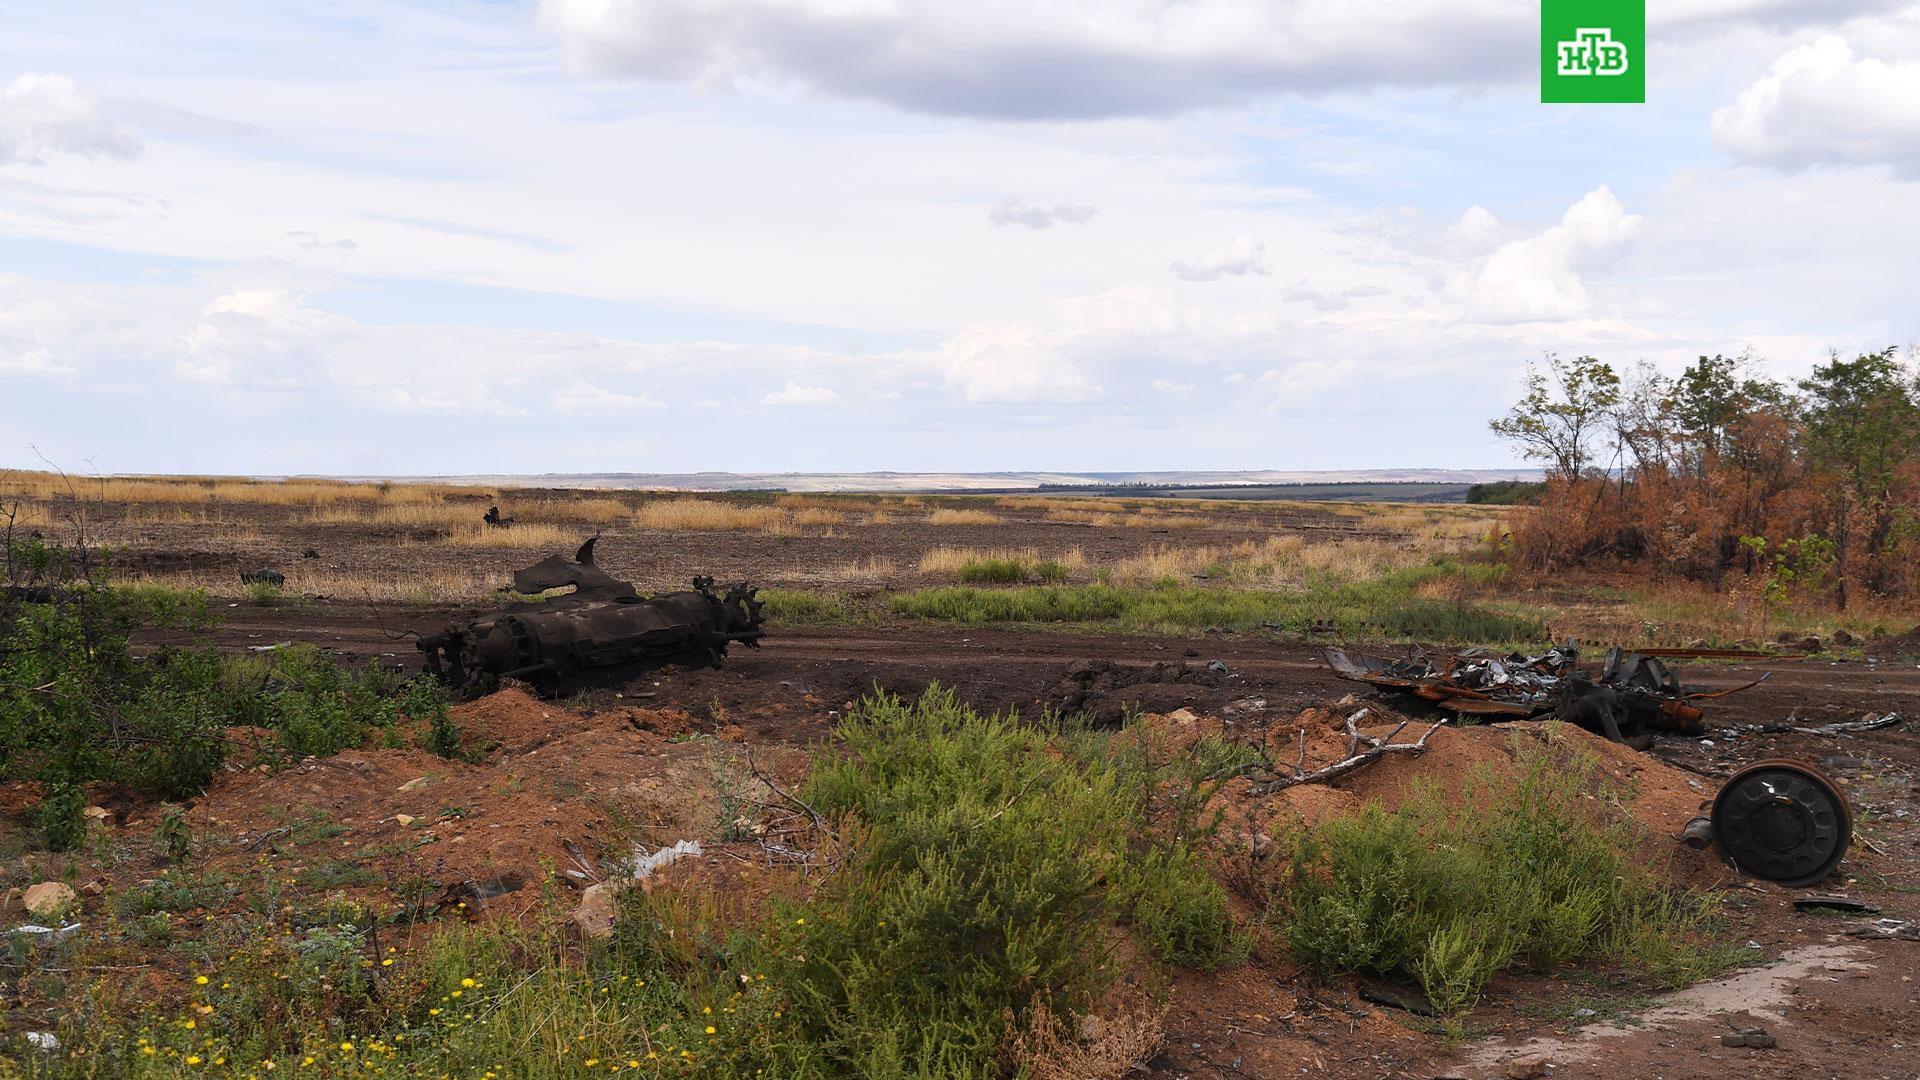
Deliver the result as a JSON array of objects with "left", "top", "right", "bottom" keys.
[{"left": 1489, "top": 348, "right": 1920, "bottom": 609}]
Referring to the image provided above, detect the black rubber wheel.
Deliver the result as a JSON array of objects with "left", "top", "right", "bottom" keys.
[{"left": 1711, "top": 760, "right": 1852, "bottom": 886}]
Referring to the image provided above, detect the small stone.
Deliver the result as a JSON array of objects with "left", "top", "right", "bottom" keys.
[
  {"left": 398, "top": 777, "right": 430, "bottom": 793},
  {"left": 1165, "top": 707, "right": 1201, "bottom": 724},
  {"left": 1076, "top": 1013, "right": 1107, "bottom": 1043},
  {"left": 1721, "top": 1029, "right": 1776, "bottom": 1049},
  {"left": 22, "top": 882, "right": 79, "bottom": 921},
  {"left": 570, "top": 881, "right": 623, "bottom": 940},
  {"left": 79, "top": 881, "right": 103, "bottom": 897},
  {"left": 82, "top": 806, "right": 111, "bottom": 823},
  {"left": 395, "top": 814, "right": 417, "bottom": 827},
  {"left": 1506, "top": 1054, "right": 1550, "bottom": 1079}
]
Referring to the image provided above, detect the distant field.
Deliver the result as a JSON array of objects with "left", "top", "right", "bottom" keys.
[
  {"left": 1029, "top": 482, "right": 1478, "bottom": 502},
  {"left": 4, "top": 469, "right": 1895, "bottom": 645}
]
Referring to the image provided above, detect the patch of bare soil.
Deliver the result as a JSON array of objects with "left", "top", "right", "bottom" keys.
[{"left": 178, "top": 688, "right": 808, "bottom": 920}]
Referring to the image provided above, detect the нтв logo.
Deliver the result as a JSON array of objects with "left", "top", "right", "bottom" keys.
[
  {"left": 1541, "top": 0, "right": 1644, "bottom": 103},
  {"left": 1556, "top": 28, "right": 1629, "bottom": 76}
]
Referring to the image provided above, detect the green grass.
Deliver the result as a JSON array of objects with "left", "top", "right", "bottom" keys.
[
  {"left": 1269, "top": 726, "right": 1729, "bottom": 1028},
  {"left": 889, "top": 564, "right": 1542, "bottom": 643}
]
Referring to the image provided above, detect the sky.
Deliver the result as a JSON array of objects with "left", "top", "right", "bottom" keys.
[{"left": 2, "top": 0, "right": 1918, "bottom": 476}]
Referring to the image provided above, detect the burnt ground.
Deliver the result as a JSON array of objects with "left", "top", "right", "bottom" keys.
[{"left": 128, "top": 602, "right": 1920, "bottom": 1079}]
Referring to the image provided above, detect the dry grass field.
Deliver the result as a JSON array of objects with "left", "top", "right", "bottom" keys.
[{"left": 2, "top": 470, "right": 1907, "bottom": 644}]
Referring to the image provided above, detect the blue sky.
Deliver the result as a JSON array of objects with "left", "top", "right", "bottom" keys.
[{"left": 2, "top": 0, "right": 1918, "bottom": 475}]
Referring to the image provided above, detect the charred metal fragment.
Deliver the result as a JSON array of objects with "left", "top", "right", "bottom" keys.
[{"left": 418, "top": 540, "right": 764, "bottom": 697}]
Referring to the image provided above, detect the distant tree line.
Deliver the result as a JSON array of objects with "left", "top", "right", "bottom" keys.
[{"left": 1489, "top": 348, "right": 1920, "bottom": 608}]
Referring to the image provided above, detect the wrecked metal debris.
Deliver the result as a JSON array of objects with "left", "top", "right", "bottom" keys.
[
  {"left": 1792, "top": 895, "right": 1878, "bottom": 914},
  {"left": 1322, "top": 644, "right": 1769, "bottom": 744},
  {"left": 1848, "top": 918, "right": 1920, "bottom": 941},
  {"left": 417, "top": 537, "right": 765, "bottom": 697}
]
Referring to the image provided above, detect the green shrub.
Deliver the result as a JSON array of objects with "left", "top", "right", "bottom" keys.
[
  {"left": 1275, "top": 729, "right": 1714, "bottom": 1022},
  {"left": 1112, "top": 845, "right": 1246, "bottom": 969},
  {"left": 1032, "top": 559, "right": 1072, "bottom": 584},
  {"left": 957, "top": 556, "right": 1028, "bottom": 583},
  {"left": 156, "top": 804, "right": 192, "bottom": 863},
  {"left": 35, "top": 779, "right": 85, "bottom": 852}
]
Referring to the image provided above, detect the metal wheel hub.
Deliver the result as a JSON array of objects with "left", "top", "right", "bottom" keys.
[{"left": 1712, "top": 760, "right": 1851, "bottom": 886}]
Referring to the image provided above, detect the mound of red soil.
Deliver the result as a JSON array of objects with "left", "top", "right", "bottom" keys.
[
  {"left": 1141, "top": 702, "right": 1728, "bottom": 890},
  {"left": 185, "top": 689, "right": 806, "bottom": 915}
]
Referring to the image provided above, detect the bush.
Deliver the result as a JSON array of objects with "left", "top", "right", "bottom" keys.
[
  {"left": 0, "top": 586, "right": 231, "bottom": 810},
  {"left": 957, "top": 556, "right": 1028, "bottom": 583},
  {"left": 1274, "top": 729, "right": 1715, "bottom": 1023},
  {"left": 0, "top": 577, "right": 437, "bottom": 837},
  {"left": 35, "top": 779, "right": 85, "bottom": 852}
]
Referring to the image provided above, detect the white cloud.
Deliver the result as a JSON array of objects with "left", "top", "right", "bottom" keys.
[
  {"left": 538, "top": 0, "right": 1884, "bottom": 119},
  {"left": 1444, "top": 205, "right": 1500, "bottom": 254},
  {"left": 1445, "top": 187, "right": 1642, "bottom": 322},
  {"left": 761, "top": 381, "right": 842, "bottom": 406},
  {"left": 929, "top": 324, "right": 1097, "bottom": 403},
  {"left": 551, "top": 379, "right": 665, "bottom": 413},
  {"left": 1712, "top": 35, "right": 1920, "bottom": 177},
  {"left": 1281, "top": 279, "right": 1347, "bottom": 311},
  {"left": 1171, "top": 234, "right": 1269, "bottom": 282},
  {"left": 287, "top": 229, "right": 359, "bottom": 251},
  {"left": 1260, "top": 357, "right": 1359, "bottom": 405},
  {"left": 987, "top": 199, "right": 1097, "bottom": 228},
  {"left": 0, "top": 74, "right": 141, "bottom": 165}
]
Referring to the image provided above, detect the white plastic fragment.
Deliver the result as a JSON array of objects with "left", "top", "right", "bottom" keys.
[
  {"left": 6, "top": 923, "right": 81, "bottom": 942},
  {"left": 634, "top": 839, "right": 703, "bottom": 880}
]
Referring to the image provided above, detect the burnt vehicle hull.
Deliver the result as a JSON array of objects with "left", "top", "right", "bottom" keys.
[
  {"left": 1322, "top": 643, "right": 1767, "bottom": 745},
  {"left": 418, "top": 540, "right": 764, "bottom": 697}
]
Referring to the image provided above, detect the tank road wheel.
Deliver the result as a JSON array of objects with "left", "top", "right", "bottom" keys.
[{"left": 1711, "top": 760, "right": 1852, "bottom": 886}]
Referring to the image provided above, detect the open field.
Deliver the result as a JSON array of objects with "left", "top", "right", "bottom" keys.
[{"left": 3, "top": 472, "right": 1918, "bottom": 1078}]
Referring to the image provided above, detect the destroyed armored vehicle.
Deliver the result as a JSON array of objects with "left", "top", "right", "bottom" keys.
[
  {"left": 418, "top": 537, "right": 765, "bottom": 697},
  {"left": 1322, "top": 642, "right": 1767, "bottom": 746}
]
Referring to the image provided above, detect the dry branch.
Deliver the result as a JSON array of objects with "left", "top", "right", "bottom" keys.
[{"left": 1244, "top": 708, "right": 1447, "bottom": 795}]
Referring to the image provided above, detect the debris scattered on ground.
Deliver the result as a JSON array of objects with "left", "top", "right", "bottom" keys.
[
  {"left": 1848, "top": 919, "right": 1919, "bottom": 941},
  {"left": 1793, "top": 895, "right": 1879, "bottom": 914},
  {"left": 24, "top": 1032, "right": 58, "bottom": 1053},
  {"left": 1323, "top": 644, "right": 1771, "bottom": 745},
  {"left": 5, "top": 923, "right": 81, "bottom": 944},
  {"left": 635, "top": 838, "right": 703, "bottom": 879},
  {"left": 1728, "top": 711, "right": 1904, "bottom": 734}
]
